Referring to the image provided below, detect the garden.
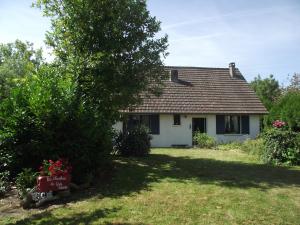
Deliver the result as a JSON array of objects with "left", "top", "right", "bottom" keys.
[
  {"left": 1, "top": 116, "right": 300, "bottom": 224},
  {"left": 0, "top": 0, "right": 300, "bottom": 224},
  {"left": 1, "top": 147, "right": 300, "bottom": 225}
]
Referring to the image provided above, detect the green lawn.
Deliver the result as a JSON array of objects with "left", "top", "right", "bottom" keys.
[{"left": 2, "top": 148, "right": 300, "bottom": 225}]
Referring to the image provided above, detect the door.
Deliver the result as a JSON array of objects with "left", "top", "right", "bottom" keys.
[{"left": 192, "top": 118, "right": 206, "bottom": 144}]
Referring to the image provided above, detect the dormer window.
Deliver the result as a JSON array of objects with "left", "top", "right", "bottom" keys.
[{"left": 170, "top": 69, "right": 178, "bottom": 82}]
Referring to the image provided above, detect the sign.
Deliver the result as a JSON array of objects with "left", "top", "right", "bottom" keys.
[{"left": 37, "top": 174, "right": 71, "bottom": 193}]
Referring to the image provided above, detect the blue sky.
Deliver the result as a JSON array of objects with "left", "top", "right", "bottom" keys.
[{"left": 1, "top": 0, "right": 300, "bottom": 84}]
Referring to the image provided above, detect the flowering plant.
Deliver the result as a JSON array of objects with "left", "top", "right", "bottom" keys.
[
  {"left": 39, "top": 159, "right": 72, "bottom": 177},
  {"left": 272, "top": 120, "right": 286, "bottom": 128}
]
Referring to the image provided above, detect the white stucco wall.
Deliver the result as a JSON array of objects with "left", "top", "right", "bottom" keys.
[{"left": 113, "top": 114, "right": 261, "bottom": 147}]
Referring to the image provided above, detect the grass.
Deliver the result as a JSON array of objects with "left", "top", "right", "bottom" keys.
[{"left": 1, "top": 148, "right": 300, "bottom": 225}]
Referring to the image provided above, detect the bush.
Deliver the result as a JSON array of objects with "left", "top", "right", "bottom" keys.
[
  {"left": 0, "top": 65, "right": 114, "bottom": 183},
  {"left": 262, "top": 128, "right": 300, "bottom": 165},
  {"left": 266, "top": 91, "right": 300, "bottom": 131},
  {"left": 0, "top": 150, "right": 13, "bottom": 170},
  {"left": 193, "top": 132, "right": 216, "bottom": 149},
  {"left": 0, "top": 150, "right": 14, "bottom": 196},
  {"left": 115, "top": 125, "right": 151, "bottom": 157},
  {"left": 0, "top": 171, "right": 10, "bottom": 197},
  {"left": 240, "top": 138, "right": 264, "bottom": 157},
  {"left": 16, "top": 168, "right": 38, "bottom": 198}
]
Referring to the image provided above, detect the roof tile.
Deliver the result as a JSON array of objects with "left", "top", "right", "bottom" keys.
[{"left": 123, "top": 66, "right": 268, "bottom": 114}]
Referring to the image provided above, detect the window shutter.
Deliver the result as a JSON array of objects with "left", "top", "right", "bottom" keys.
[
  {"left": 241, "top": 115, "right": 250, "bottom": 134},
  {"left": 150, "top": 114, "right": 160, "bottom": 134},
  {"left": 216, "top": 115, "right": 225, "bottom": 134}
]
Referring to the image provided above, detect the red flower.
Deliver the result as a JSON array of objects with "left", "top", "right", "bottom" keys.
[
  {"left": 40, "top": 158, "right": 72, "bottom": 177},
  {"left": 272, "top": 120, "right": 286, "bottom": 128}
]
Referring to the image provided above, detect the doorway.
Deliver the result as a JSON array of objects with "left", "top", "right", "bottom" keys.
[{"left": 192, "top": 118, "right": 207, "bottom": 144}]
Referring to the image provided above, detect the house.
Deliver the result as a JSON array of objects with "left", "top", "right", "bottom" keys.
[{"left": 113, "top": 63, "right": 268, "bottom": 147}]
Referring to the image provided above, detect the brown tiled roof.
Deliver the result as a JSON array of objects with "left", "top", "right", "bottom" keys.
[{"left": 124, "top": 66, "right": 268, "bottom": 114}]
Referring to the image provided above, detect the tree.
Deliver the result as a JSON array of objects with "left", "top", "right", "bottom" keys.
[
  {"left": 250, "top": 75, "right": 281, "bottom": 110},
  {"left": 266, "top": 91, "right": 300, "bottom": 131},
  {"left": 35, "top": 0, "right": 168, "bottom": 122},
  {"left": 0, "top": 40, "right": 43, "bottom": 99},
  {"left": 287, "top": 73, "right": 300, "bottom": 92}
]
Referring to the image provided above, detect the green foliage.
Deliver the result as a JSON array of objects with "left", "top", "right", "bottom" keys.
[
  {"left": 35, "top": 0, "right": 168, "bottom": 117},
  {"left": 1, "top": 0, "right": 168, "bottom": 183},
  {"left": 193, "top": 132, "right": 216, "bottom": 149},
  {"left": 240, "top": 139, "right": 264, "bottom": 157},
  {"left": 0, "top": 40, "right": 42, "bottom": 100},
  {"left": 115, "top": 125, "right": 151, "bottom": 157},
  {"left": 0, "top": 149, "right": 14, "bottom": 173},
  {"left": 286, "top": 73, "right": 300, "bottom": 92},
  {"left": 27, "top": 0, "right": 168, "bottom": 180},
  {"left": 266, "top": 91, "right": 300, "bottom": 131},
  {"left": 0, "top": 65, "right": 113, "bottom": 183},
  {"left": 0, "top": 65, "right": 74, "bottom": 171},
  {"left": 250, "top": 75, "right": 281, "bottom": 110},
  {"left": 0, "top": 149, "right": 14, "bottom": 196},
  {"left": 217, "top": 139, "right": 264, "bottom": 160},
  {"left": 0, "top": 171, "right": 10, "bottom": 197},
  {"left": 15, "top": 168, "right": 38, "bottom": 198},
  {"left": 262, "top": 128, "right": 300, "bottom": 165}
]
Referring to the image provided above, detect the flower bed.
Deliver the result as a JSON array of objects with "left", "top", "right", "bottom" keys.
[{"left": 37, "top": 159, "right": 72, "bottom": 193}]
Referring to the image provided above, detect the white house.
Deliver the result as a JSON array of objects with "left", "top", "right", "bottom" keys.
[{"left": 114, "top": 63, "right": 268, "bottom": 147}]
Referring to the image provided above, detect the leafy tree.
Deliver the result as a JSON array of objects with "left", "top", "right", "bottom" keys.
[
  {"left": 35, "top": 0, "right": 168, "bottom": 122},
  {"left": 0, "top": 40, "right": 43, "bottom": 99},
  {"left": 250, "top": 75, "right": 281, "bottom": 110},
  {"left": 266, "top": 91, "right": 300, "bottom": 131},
  {"left": 0, "top": 0, "right": 168, "bottom": 182},
  {"left": 287, "top": 73, "right": 300, "bottom": 92}
]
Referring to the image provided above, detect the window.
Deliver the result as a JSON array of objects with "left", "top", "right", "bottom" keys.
[
  {"left": 125, "top": 114, "right": 160, "bottom": 134},
  {"left": 173, "top": 114, "right": 181, "bottom": 125},
  {"left": 225, "top": 115, "right": 240, "bottom": 134},
  {"left": 216, "top": 115, "right": 249, "bottom": 134}
]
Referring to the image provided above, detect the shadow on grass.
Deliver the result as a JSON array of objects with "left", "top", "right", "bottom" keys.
[
  {"left": 7, "top": 151, "right": 300, "bottom": 224},
  {"left": 7, "top": 207, "right": 145, "bottom": 225},
  {"left": 102, "top": 153, "right": 300, "bottom": 197}
]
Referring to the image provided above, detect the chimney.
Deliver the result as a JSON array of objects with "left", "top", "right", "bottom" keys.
[
  {"left": 229, "top": 62, "right": 235, "bottom": 78},
  {"left": 170, "top": 69, "right": 178, "bottom": 82}
]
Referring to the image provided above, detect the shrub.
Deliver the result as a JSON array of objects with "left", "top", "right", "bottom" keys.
[
  {"left": 115, "top": 125, "right": 151, "bottom": 157},
  {"left": 240, "top": 138, "right": 264, "bottom": 157},
  {"left": 0, "top": 171, "right": 10, "bottom": 197},
  {"left": 0, "top": 150, "right": 14, "bottom": 196},
  {"left": 16, "top": 168, "right": 38, "bottom": 198},
  {"left": 0, "top": 150, "right": 13, "bottom": 170},
  {"left": 193, "top": 132, "right": 216, "bottom": 149},
  {"left": 0, "top": 65, "right": 113, "bottom": 183},
  {"left": 262, "top": 128, "right": 299, "bottom": 165},
  {"left": 266, "top": 91, "right": 300, "bottom": 131}
]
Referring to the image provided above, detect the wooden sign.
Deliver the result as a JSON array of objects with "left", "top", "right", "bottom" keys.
[{"left": 37, "top": 175, "right": 71, "bottom": 193}]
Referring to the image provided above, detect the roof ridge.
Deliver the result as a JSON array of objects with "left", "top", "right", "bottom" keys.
[{"left": 165, "top": 66, "right": 232, "bottom": 70}]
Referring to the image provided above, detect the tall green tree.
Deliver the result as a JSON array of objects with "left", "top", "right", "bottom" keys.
[
  {"left": 250, "top": 75, "right": 281, "bottom": 110},
  {"left": 287, "top": 73, "right": 300, "bottom": 92},
  {"left": 267, "top": 91, "right": 300, "bottom": 131},
  {"left": 0, "top": 40, "right": 43, "bottom": 99},
  {"left": 35, "top": 0, "right": 168, "bottom": 122}
]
